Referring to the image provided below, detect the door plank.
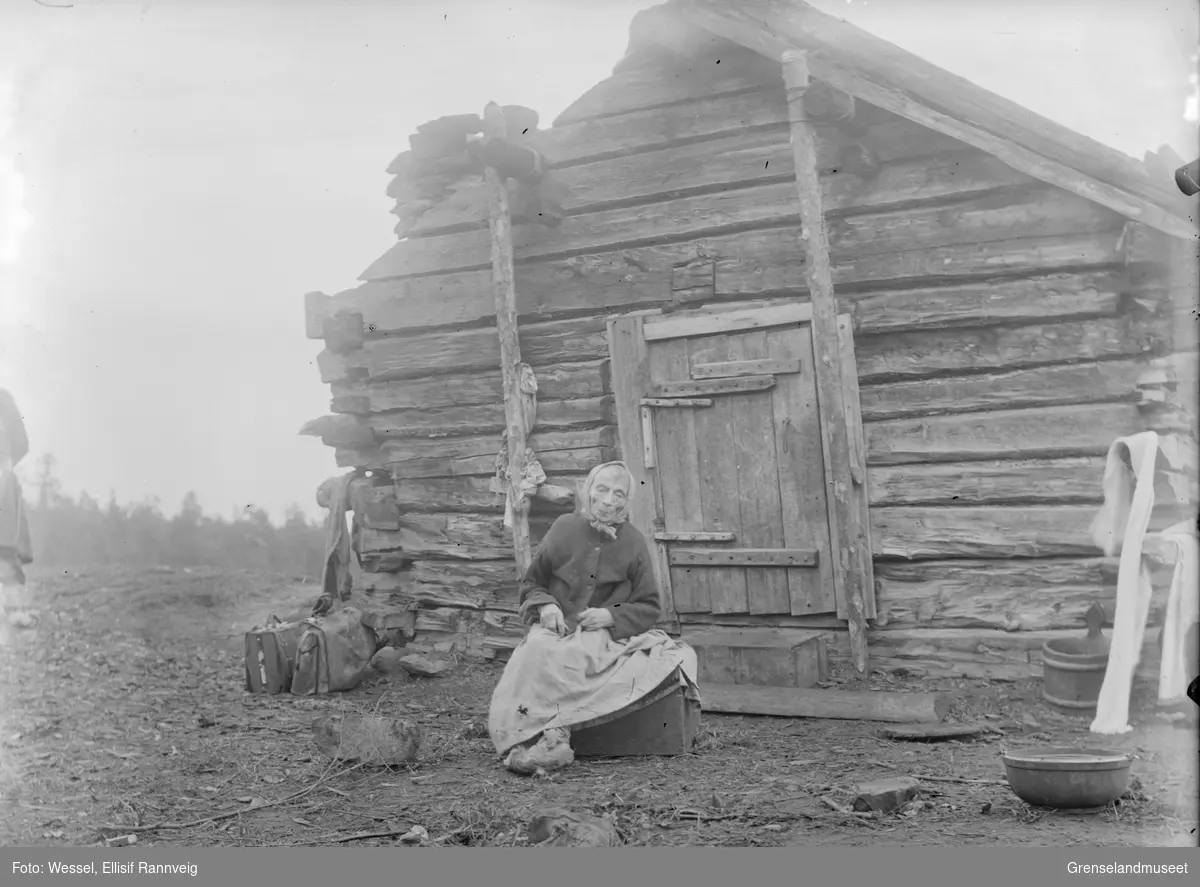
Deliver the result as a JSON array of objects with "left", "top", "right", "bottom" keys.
[
  {"left": 606, "top": 315, "right": 676, "bottom": 627},
  {"left": 640, "top": 397, "right": 714, "bottom": 408},
  {"left": 654, "top": 531, "right": 737, "bottom": 543},
  {"left": 692, "top": 358, "right": 803, "bottom": 378},
  {"left": 670, "top": 548, "right": 819, "bottom": 567},
  {"left": 727, "top": 331, "right": 792, "bottom": 615},
  {"left": 647, "top": 338, "right": 711, "bottom": 614},
  {"left": 686, "top": 334, "right": 750, "bottom": 614},
  {"left": 766, "top": 326, "right": 838, "bottom": 615},
  {"left": 650, "top": 375, "right": 777, "bottom": 397}
]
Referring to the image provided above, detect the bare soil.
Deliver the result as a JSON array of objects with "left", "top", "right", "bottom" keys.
[{"left": 1, "top": 565, "right": 1196, "bottom": 847}]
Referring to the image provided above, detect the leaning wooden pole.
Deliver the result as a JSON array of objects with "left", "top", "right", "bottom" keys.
[
  {"left": 782, "top": 51, "right": 870, "bottom": 674},
  {"left": 482, "top": 103, "right": 533, "bottom": 575}
]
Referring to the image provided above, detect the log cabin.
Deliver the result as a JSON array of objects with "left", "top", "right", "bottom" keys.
[{"left": 300, "top": 0, "right": 1199, "bottom": 692}]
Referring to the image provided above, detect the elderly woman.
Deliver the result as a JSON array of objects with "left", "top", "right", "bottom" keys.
[
  {"left": 488, "top": 461, "right": 697, "bottom": 774},
  {"left": 0, "top": 388, "right": 32, "bottom": 642}
]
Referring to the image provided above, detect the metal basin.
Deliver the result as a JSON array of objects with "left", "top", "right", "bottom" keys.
[{"left": 1002, "top": 747, "right": 1132, "bottom": 810}]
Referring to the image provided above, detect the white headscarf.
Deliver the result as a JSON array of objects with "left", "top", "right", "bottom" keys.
[{"left": 578, "top": 460, "right": 633, "bottom": 540}]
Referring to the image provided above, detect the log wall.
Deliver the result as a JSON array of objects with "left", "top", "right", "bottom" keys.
[{"left": 303, "top": 49, "right": 1193, "bottom": 676}]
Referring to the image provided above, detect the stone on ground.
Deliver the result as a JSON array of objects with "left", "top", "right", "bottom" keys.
[
  {"left": 853, "top": 776, "right": 921, "bottom": 813},
  {"left": 311, "top": 714, "right": 421, "bottom": 766},
  {"left": 398, "top": 654, "right": 448, "bottom": 677},
  {"left": 527, "top": 808, "right": 620, "bottom": 847},
  {"left": 370, "top": 647, "right": 406, "bottom": 676}
]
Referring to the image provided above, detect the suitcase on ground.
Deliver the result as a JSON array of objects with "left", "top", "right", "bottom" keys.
[{"left": 244, "top": 618, "right": 305, "bottom": 694}]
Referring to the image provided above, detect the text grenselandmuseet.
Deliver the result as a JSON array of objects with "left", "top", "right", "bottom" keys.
[{"left": 1068, "top": 862, "right": 1189, "bottom": 875}]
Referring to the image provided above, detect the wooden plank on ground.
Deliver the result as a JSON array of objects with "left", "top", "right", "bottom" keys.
[
  {"left": 700, "top": 684, "right": 950, "bottom": 723},
  {"left": 865, "top": 402, "right": 1142, "bottom": 465},
  {"left": 765, "top": 325, "right": 837, "bottom": 617}
]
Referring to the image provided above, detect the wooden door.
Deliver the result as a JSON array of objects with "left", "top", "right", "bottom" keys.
[
  {"left": 647, "top": 313, "right": 834, "bottom": 617},
  {"left": 607, "top": 303, "right": 876, "bottom": 625}
]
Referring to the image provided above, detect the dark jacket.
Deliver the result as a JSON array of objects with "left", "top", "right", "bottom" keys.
[{"left": 517, "top": 513, "right": 661, "bottom": 641}]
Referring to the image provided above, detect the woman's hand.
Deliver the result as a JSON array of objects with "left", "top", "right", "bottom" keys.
[
  {"left": 578, "top": 608, "right": 614, "bottom": 631},
  {"left": 539, "top": 603, "right": 567, "bottom": 636}
]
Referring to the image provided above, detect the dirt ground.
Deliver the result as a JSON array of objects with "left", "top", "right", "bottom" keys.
[{"left": 1, "top": 565, "right": 1196, "bottom": 847}]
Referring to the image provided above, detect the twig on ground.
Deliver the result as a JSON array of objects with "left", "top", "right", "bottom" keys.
[
  {"left": 97, "top": 761, "right": 365, "bottom": 833},
  {"left": 914, "top": 774, "right": 1007, "bottom": 786}
]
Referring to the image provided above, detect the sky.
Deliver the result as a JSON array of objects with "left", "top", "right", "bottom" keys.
[{"left": 0, "top": 0, "right": 1196, "bottom": 525}]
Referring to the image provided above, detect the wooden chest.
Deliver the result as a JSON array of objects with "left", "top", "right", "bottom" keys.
[
  {"left": 684, "top": 627, "right": 829, "bottom": 688},
  {"left": 571, "top": 679, "right": 701, "bottom": 758}
]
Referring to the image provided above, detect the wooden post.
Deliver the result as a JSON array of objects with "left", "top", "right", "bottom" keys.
[
  {"left": 483, "top": 102, "right": 533, "bottom": 576},
  {"left": 782, "top": 51, "right": 870, "bottom": 674}
]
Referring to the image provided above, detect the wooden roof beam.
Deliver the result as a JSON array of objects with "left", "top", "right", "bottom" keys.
[{"left": 675, "top": 0, "right": 1197, "bottom": 242}]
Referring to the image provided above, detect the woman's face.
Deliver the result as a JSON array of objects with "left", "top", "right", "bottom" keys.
[{"left": 589, "top": 466, "right": 630, "bottom": 521}]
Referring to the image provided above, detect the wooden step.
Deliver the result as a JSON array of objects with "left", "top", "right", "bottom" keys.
[
  {"left": 700, "top": 684, "right": 950, "bottom": 723},
  {"left": 681, "top": 627, "right": 829, "bottom": 689}
]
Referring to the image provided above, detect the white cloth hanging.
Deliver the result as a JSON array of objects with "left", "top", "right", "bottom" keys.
[
  {"left": 1157, "top": 519, "right": 1199, "bottom": 704},
  {"left": 1088, "top": 431, "right": 1160, "bottom": 735}
]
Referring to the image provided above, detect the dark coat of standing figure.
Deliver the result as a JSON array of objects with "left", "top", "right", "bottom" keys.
[{"left": 0, "top": 387, "right": 32, "bottom": 587}]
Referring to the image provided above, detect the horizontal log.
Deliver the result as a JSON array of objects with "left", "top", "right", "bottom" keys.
[
  {"left": 358, "top": 513, "right": 556, "bottom": 567},
  {"left": 349, "top": 480, "right": 401, "bottom": 529},
  {"left": 858, "top": 358, "right": 1144, "bottom": 421},
  {"left": 871, "top": 505, "right": 1102, "bottom": 559},
  {"left": 390, "top": 474, "right": 581, "bottom": 513},
  {"left": 334, "top": 447, "right": 385, "bottom": 470},
  {"left": 362, "top": 159, "right": 1059, "bottom": 281},
  {"left": 855, "top": 314, "right": 1158, "bottom": 384},
  {"left": 362, "top": 315, "right": 612, "bottom": 381},
  {"left": 331, "top": 360, "right": 609, "bottom": 413},
  {"left": 872, "top": 558, "right": 1114, "bottom": 632},
  {"left": 299, "top": 414, "right": 377, "bottom": 448},
  {"left": 359, "top": 560, "right": 520, "bottom": 611},
  {"left": 699, "top": 685, "right": 949, "bottom": 723},
  {"left": 848, "top": 270, "right": 1127, "bottom": 336},
  {"left": 865, "top": 402, "right": 1142, "bottom": 465},
  {"left": 644, "top": 302, "right": 812, "bottom": 341},
  {"left": 391, "top": 445, "right": 614, "bottom": 481},
  {"left": 380, "top": 426, "right": 616, "bottom": 466},
  {"left": 541, "top": 92, "right": 965, "bottom": 168},
  {"left": 365, "top": 395, "right": 613, "bottom": 439},
  {"left": 719, "top": 228, "right": 1127, "bottom": 300},
  {"left": 403, "top": 129, "right": 1017, "bottom": 237},
  {"left": 867, "top": 457, "right": 1107, "bottom": 507},
  {"left": 553, "top": 60, "right": 777, "bottom": 126},
  {"left": 313, "top": 231, "right": 1125, "bottom": 368},
  {"left": 822, "top": 627, "right": 1164, "bottom": 682},
  {"left": 669, "top": 548, "right": 818, "bottom": 567}
]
